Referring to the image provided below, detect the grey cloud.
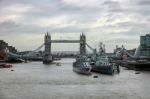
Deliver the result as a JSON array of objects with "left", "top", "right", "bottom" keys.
[
  {"left": 102, "top": 1, "right": 122, "bottom": 13},
  {"left": 0, "top": 20, "right": 43, "bottom": 34},
  {"left": 137, "top": 0, "right": 150, "bottom": 6},
  {"left": 47, "top": 26, "right": 89, "bottom": 33},
  {"left": 103, "top": 1, "right": 120, "bottom": 5},
  {"left": 0, "top": 21, "right": 19, "bottom": 34},
  {"left": 0, "top": 21, "right": 19, "bottom": 28},
  {"left": 105, "top": 38, "right": 139, "bottom": 43},
  {"left": 0, "top": 0, "right": 150, "bottom": 51},
  {"left": 0, "top": 20, "right": 88, "bottom": 35}
]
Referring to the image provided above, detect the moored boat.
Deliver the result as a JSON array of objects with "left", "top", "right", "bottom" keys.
[
  {"left": 91, "top": 55, "right": 119, "bottom": 75},
  {"left": 73, "top": 56, "right": 91, "bottom": 75},
  {"left": 91, "top": 42, "right": 120, "bottom": 75},
  {"left": 0, "top": 63, "right": 13, "bottom": 68}
]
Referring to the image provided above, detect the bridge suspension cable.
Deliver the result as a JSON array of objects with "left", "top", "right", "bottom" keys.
[
  {"left": 25, "top": 43, "right": 44, "bottom": 56},
  {"left": 7, "top": 43, "right": 44, "bottom": 58},
  {"left": 86, "top": 43, "right": 96, "bottom": 52}
]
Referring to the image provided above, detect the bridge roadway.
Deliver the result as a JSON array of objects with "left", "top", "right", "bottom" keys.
[{"left": 51, "top": 40, "right": 80, "bottom": 43}]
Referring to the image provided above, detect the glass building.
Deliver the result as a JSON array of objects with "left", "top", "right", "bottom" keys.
[{"left": 140, "top": 34, "right": 150, "bottom": 57}]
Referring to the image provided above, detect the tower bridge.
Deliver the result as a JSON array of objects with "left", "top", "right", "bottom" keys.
[
  {"left": 3, "top": 32, "right": 94, "bottom": 64},
  {"left": 43, "top": 33, "right": 86, "bottom": 64}
]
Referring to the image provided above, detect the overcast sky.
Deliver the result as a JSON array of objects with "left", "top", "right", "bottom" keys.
[{"left": 0, "top": 0, "right": 150, "bottom": 52}]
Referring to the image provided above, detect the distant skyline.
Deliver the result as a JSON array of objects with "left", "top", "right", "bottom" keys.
[{"left": 0, "top": 0, "right": 150, "bottom": 52}]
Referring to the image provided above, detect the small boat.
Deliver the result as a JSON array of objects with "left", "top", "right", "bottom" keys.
[
  {"left": 56, "top": 63, "right": 61, "bottom": 66},
  {"left": 91, "top": 42, "right": 120, "bottom": 75},
  {"left": 0, "top": 63, "right": 13, "bottom": 68},
  {"left": 73, "top": 56, "right": 91, "bottom": 75}
]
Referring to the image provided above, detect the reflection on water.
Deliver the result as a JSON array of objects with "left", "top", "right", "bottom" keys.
[{"left": 0, "top": 58, "right": 150, "bottom": 99}]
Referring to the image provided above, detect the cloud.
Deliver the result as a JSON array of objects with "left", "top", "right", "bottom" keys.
[
  {"left": 137, "top": 0, "right": 150, "bottom": 6},
  {"left": 62, "top": 0, "right": 102, "bottom": 8},
  {"left": 0, "top": 0, "right": 149, "bottom": 52},
  {"left": 1, "top": 3, "right": 33, "bottom": 14}
]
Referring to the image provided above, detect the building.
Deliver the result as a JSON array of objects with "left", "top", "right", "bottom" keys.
[
  {"left": 0, "top": 40, "right": 17, "bottom": 61},
  {"left": 140, "top": 34, "right": 150, "bottom": 57}
]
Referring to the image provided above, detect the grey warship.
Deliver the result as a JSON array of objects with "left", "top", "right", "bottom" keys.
[
  {"left": 73, "top": 56, "right": 91, "bottom": 75},
  {"left": 91, "top": 42, "right": 120, "bottom": 75}
]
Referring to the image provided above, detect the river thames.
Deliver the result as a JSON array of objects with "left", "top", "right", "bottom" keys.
[{"left": 0, "top": 58, "right": 150, "bottom": 99}]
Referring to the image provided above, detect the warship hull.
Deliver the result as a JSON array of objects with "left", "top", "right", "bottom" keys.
[
  {"left": 73, "top": 62, "right": 91, "bottom": 75},
  {"left": 91, "top": 65, "right": 114, "bottom": 75},
  {"left": 91, "top": 64, "right": 120, "bottom": 75},
  {"left": 73, "top": 65, "right": 91, "bottom": 75}
]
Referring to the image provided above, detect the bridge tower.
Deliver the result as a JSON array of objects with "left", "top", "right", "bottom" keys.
[
  {"left": 80, "top": 33, "right": 86, "bottom": 55},
  {"left": 43, "top": 32, "right": 52, "bottom": 64}
]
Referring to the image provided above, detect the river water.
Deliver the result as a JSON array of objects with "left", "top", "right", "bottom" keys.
[{"left": 0, "top": 58, "right": 150, "bottom": 99}]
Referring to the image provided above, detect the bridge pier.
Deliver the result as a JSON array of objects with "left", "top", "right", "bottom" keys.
[
  {"left": 43, "top": 33, "right": 53, "bottom": 64},
  {"left": 80, "top": 33, "right": 86, "bottom": 55}
]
